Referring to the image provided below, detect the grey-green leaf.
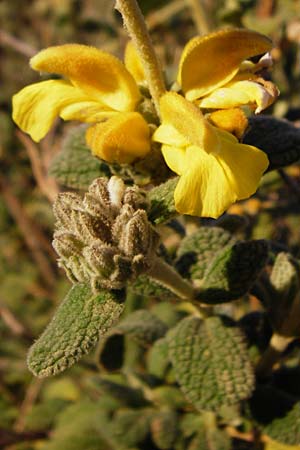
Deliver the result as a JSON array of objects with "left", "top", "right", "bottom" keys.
[
  {"left": 268, "top": 252, "right": 300, "bottom": 334},
  {"left": 150, "top": 410, "right": 179, "bottom": 449},
  {"left": 249, "top": 386, "right": 300, "bottom": 445},
  {"left": 176, "top": 227, "right": 235, "bottom": 280},
  {"left": 130, "top": 274, "right": 176, "bottom": 301},
  {"left": 115, "top": 309, "right": 168, "bottom": 345},
  {"left": 243, "top": 115, "right": 300, "bottom": 171},
  {"left": 148, "top": 177, "right": 178, "bottom": 225},
  {"left": 49, "top": 127, "right": 111, "bottom": 190},
  {"left": 168, "top": 316, "right": 254, "bottom": 411},
  {"left": 28, "top": 283, "right": 124, "bottom": 377},
  {"left": 197, "top": 240, "right": 269, "bottom": 304}
]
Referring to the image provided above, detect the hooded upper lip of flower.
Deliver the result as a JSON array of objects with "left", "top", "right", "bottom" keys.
[
  {"left": 12, "top": 44, "right": 151, "bottom": 164},
  {"left": 177, "top": 28, "right": 278, "bottom": 113},
  {"left": 153, "top": 91, "right": 269, "bottom": 218}
]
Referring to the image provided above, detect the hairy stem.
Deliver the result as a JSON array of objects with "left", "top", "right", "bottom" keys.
[
  {"left": 147, "top": 256, "right": 195, "bottom": 300},
  {"left": 115, "top": 0, "right": 166, "bottom": 114},
  {"left": 256, "top": 333, "right": 294, "bottom": 378}
]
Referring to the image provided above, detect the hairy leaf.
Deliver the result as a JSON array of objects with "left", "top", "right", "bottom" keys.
[
  {"left": 176, "top": 227, "right": 235, "bottom": 280},
  {"left": 150, "top": 410, "right": 179, "bottom": 449},
  {"left": 243, "top": 115, "right": 300, "bottom": 171},
  {"left": 197, "top": 240, "right": 269, "bottom": 304},
  {"left": 115, "top": 309, "right": 168, "bottom": 344},
  {"left": 148, "top": 177, "right": 178, "bottom": 225},
  {"left": 130, "top": 275, "right": 176, "bottom": 301},
  {"left": 49, "top": 127, "right": 111, "bottom": 189},
  {"left": 249, "top": 386, "right": 300, "bottom": 445},
  {"left": 168, "top": 316, "right": 254, "bottom": 411},
  {"left": 28, "top": 283, "right": 124, "bottom": 377}
]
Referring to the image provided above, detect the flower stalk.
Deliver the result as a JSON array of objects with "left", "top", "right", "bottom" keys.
[
  {"left": 147, "top": 256, "right": 195, "bottom": 300},
  {"left": 256, "top": 333, "right": 294, "bottom": 378},
  {"left": 115, "top": 0, "right": 166, "bottom": 115}
]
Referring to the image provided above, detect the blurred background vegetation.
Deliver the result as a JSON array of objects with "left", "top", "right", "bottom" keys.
[{"left": 1, "top": 0, "right": 300, "bottom": 449}]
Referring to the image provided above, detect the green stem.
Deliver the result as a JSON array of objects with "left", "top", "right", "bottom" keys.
[
  {"left": 147, "top": 257, "right": 195, "bottom": 300},
  {"left": 115, "top": 0, "right": 166, "bottom": 114},
  {"left": 256, "top": 333, "right": 293, "bottom": 378}
]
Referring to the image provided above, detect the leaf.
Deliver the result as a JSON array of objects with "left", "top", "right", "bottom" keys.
[
  {"left": 150, "top": 410, "right": 179, "bottom": 449},
  {"left": 28, "top": 283, "right": 125, "bottom": 377},
  {"left": 168, "top": 316, "right": 254, "bottom": 411},
  {"left": 187, "top": 427, "right": 231, "bottom": 450},
  {"left": 115, "top": 309, "right": 168, "bottom": 345},
  {"left": 97, "top": 309, "right": 168, "bottom": 371},
  {"left": 110, "top": 408, "right": 153, "bottom": 447},
  {"left": 148, "top": 177, "right": 178, "bottom": 225},
  {"left": 249, "top": 386, "right": 300, "bottom": 445},
  {"left": 176, "top": 227, "right": 235, "bottom": 280},
  {"left": 197, "top": 240, "right": 269, "bottom": 304},
  {"left": 95, "top": 376, "right": 147, "bottom": 408},
  {"left": 181, "top": 412, "right": 231, "bottom": 450},
  {"left": 243, "top": 115, "right": 300, "bottom": 171},
  {"left": 264, "top": 402, "right": 300, "bottom": 445},
  {"left": 268, "top": 252, "right": 300, "bottom": 335},
  {"left": 264, "top": 439, "right": 300, "bottom": 450},
  {"left": 130, "top": 274, "right": 176, "bottom": 301},
  {"left": 147, "top": 337, "right": 170, "bottom": 379},
  {"left": 49, "top": 126, "right": 111, "bottom": 190},
  {"left": 41, "top": 399, "right": 115, "bottom": 450}
]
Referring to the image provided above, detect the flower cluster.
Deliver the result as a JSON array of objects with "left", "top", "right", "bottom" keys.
[
  {"left": 12, "top": 28, "right": 278, "bottom": 218},
  {"left": 52, "top": 176, "right": 159, "bottom": 291}
]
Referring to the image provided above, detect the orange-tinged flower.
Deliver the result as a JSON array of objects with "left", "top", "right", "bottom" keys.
[
  {"left": 12, "top": 44, "right": 151, "bottom": 163},
  {"left": 153, "top": 92, "right": 269, "bottom": 218}
]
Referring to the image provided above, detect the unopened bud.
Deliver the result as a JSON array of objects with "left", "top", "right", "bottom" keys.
[{"left": 52, "top": 176, "right": 160, "bottom": 291}]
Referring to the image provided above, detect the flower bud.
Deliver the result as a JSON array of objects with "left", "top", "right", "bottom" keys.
[{"left": 52, "top": 176, "right": 159, "bottom": 291}]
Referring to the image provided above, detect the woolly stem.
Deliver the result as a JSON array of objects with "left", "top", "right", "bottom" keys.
[
  {"left": 148, "top": 257, "right": 195, "bottom": 300},
  {"left": 115, "top": 0, "right": 166, "bottom": 114},
  {"left": 256, "top": 333, "right": 294, "bottom": 377}
]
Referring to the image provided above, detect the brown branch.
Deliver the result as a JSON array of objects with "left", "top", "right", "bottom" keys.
[
  {"left": 146, "top": 0, "right": 186, "bottom": 29},
  {"left": 186, "top": 0, "right": 212, "bottom": 35},
  {"left": 0, "top": 428, "right": 47, "bottom": 447},
  {"left": 14, "top": 378, "right": 44, "bottom": 433},
  {"left": 0, "top": 29, "right": 37, "bottom": 57},
  {"left": 0, "top": 301, "right": 33, "bottom": 340},
  {"left": 0, "top": 176, "right": 57, "bottom": 288},
  {"left": 17, "top": 131, "right": 59, "bottom": 203},
  {"left": 256, "top": 0, "right": 276, "bottom": 18}
]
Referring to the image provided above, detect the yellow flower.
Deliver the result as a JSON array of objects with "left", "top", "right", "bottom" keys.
[
  {"left": 153, "top": 92, "right": 269, "bottom": 218},
  {"left": 178, "top": 28, "right": 278, "bottom": 115},
  {"left": 12, "top": 44, "right": 151, "bottom": 163}
]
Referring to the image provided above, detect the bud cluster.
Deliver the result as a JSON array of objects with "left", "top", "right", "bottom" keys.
[{"left": 53, "top": 177, "right": 160, "bottom": 291}]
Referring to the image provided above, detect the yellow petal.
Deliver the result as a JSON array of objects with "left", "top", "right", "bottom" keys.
[
  {"left": 61, "top": 102, "right": 115, "bottom": 122},
  {"left": 199, "top": 80, "right": 275, "bottom": 112},
  {"left": 216, "top": 134, "right": 269, "bottom": 199},
  {"left": 174, "top": 147, "right": 237, "bottom": 218},
  {"left": 209, "top": 108, "right": 248, "bottom": 139},
  {"left": 161, "top": 144, "right": 187, "bottom": 175},
  {"left": 173, "top": 131, "right": 268, "bottom": 218},
  {"left": 86, "top": 112, "right": 151, "bottom": 164},
  {"left": 178, "top": 28, "right": 272, "bottom": 101},
  {"left": 153, "top": 123, "right": 190, "bottom": 147},
  {"left": 12, "top": 79, "right": 94, "bottom": 141},
  {"left": 124, "top": 41, "right": 145, "bottom": 84},
  {"left": 30, "top": 44, "right": 141, "bottom": 112},
  {"left": 158, "top": 92, "right": 219, "bottom": 151}
]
